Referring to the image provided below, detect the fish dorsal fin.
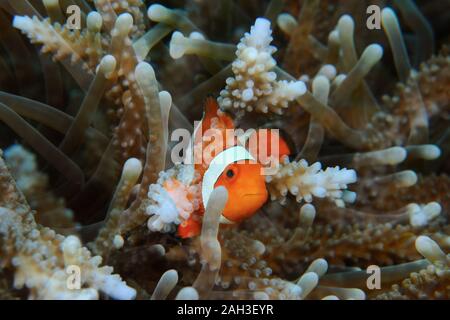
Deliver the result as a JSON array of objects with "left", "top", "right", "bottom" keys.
[
  {"left": 201, "top": 97, "right": 220, "bottom": 134},
  {"left": 199, "top": 97, "right": 234, "bottom": 138},
  {"left": 191, "top": 97, "right": 236, "bottom": 175}
]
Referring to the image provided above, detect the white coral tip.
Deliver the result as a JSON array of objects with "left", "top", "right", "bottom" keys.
[
  {"left": 381, "top": 7, "right": 397, "bottom": 22},
  {"left": 135, "top": 61, "right": 156, "bottom": 83},
  {"left": 87, "top": 11, "right": 102, "bottom": 32},
  {"left": 106, "top": 281, "right": 137, "bottom": 300},
  {"left": 277, "top": 13, "right": 297, "bottom": 34},
  {"left": 254, "top": 17, "right": 271, "bottom": 32},
  {"left": 421, "top": 145, "right": 441, "bottom": 160},
  {"left": 415, "top": 235, "right": 447, "bottom": 264},
  {"left": 322, "top": 295, "right": 340, "bottom": 300},
  {"left": 159, "top": 91, "right": 173, "bottom": 110},
  {"left": 366, "top": 43, "right": 384, "bottom": 61},
  {"left": 300, "top": 204, "right": 316, "bottom": 227},
  {"left": 249, "top": 17, "right": 272, "bottom": 48},
  {"left": 291, "top": 81, "right": 307, "bottom": 96},
  {"left": 12, "top": 16, "right": 33, "bottom": 31},
  {"left": 333, "top": 74, "right": 347, "bottom": 86},
  {"left": 306, "top": 258, "right": 328, "bottom": 277},
  {"left": 297, "top": 272, "right": 319, "bottom": 299},
  {"left": 318, "top": 64, "right": 337, "bottom": 80},
  {"left": 399, "top": 170, "right": 418, "bottom": 187},
  {"left": 43, "top": 0, "right": 59, "bottom": 6},
  {"left": 385, "top": 147, "right": 407, "bottom": 164},
  {"left": 341, "top": 169, "right": 357, "bottom": 184},
  {"left": 252, "top": 240, "right": 266, "bottom": 255},
  {"left": 189, "top": 31, "right": 205, "bottom": 40},
  {"left": 98, "top": 55, "right": 116, "bottom": 77},
  {"left": 169, "top": 31, "right": 187, "bottom": 59},
  {"left": 242, "top": 47, "right": 258, "bottom": 61},
  {"left": 61, "top": 235, "right": 81, "bottom": 255},
  {"left": 312, "top": 75, "right": 330, "bottom": 96},
  {"left": 123, "top": 158, "right": 142, "bottom": 180},
  {"left": 242, "top": 88, "right": 254, "bottom": 101},
  {"left": 115, "top": 13, "right": 133, "bottom": 35},
  {"left": 338, "top": 14, "right": 355, "bottom": 32},
  {"left": 113, "top": 235, "right": 124, "bottom": 249},
  {"left": 342, "top": 190, "right": 357, "bottom": 203},
  {"left": 152, "top": 244, "right": 166, "bottom": 256},
  {"left": 423, "top": 202, "right": 442, "bottom": 219},
  {"left": 254, "top": 292, "right": 270, "bottom": 300},
  {"left": 346, "top": 289, "right": 366, "bottom": 300},
  {"left": 328, "top": 30, "right": 340, "bottom": 43},
  {"left": 176, "top": 287, "right": 199, "bottom": 300},
  {"left": 147, "top": 4, "right": 170, "bottom": 22},
  {"left": 410, "top": 202, "right": 442, "bottom": 227}
]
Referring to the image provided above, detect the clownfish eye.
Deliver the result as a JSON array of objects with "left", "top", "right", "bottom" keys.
[{"left": 226, "top": 169, "right": 235, "bottom": 178}]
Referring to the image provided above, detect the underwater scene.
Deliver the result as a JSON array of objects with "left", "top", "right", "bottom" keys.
[{"left": 0, "top": 0, "right": 449, "bottom": 301}]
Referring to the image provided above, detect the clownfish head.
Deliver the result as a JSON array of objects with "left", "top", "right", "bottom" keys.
[{"left": 214, "top": 160, "right": 268, "bottom": 223}]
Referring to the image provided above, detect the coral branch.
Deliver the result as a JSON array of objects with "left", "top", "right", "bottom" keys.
[
  {"left": 266, "top": 158, "right": 357, "bottom": 207},
  {"left": 0, "top": 153, "right": 135, "bottom": 299}
]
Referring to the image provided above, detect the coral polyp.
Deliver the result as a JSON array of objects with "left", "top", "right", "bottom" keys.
[{"left": 0, "top": 0, "right": 449, "bottom": 300}]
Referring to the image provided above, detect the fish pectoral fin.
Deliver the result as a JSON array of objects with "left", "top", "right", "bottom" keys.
[{"left": 220, "top": 215, "right": 235, "bottom": 225}]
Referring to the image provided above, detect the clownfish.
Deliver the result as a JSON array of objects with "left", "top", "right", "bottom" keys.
[{"left": 177, "top": 97, "right": 291, "bottom": 238}]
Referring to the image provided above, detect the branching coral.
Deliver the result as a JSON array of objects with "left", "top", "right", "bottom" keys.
[
  {"left": 12, "top": 15, "right": 100, "bottom": 71},
  {"left": 12, "top": 6, "right": 164, "bottom": 163},
  {"left": 216, "top": 18, "right": 307, "bottom": 114},
  {"left": 145, "top": 164, "right": 201, "bottom": 233},
  {"left": 266, "top": 157, "right": 357, "bottom": 206}
]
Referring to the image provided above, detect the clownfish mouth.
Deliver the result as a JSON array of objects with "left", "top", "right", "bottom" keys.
[{"left": 220, "top": 192, "right": 268, "bottom": 225}]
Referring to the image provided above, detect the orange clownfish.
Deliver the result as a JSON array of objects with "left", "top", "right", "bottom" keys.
[{"left": 177, "top": 97, "right": 291, "bottom": 238}]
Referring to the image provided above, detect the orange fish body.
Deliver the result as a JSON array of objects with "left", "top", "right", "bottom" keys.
[{"left": 177, "top": 98, "right": 290, "bottom": 238}]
